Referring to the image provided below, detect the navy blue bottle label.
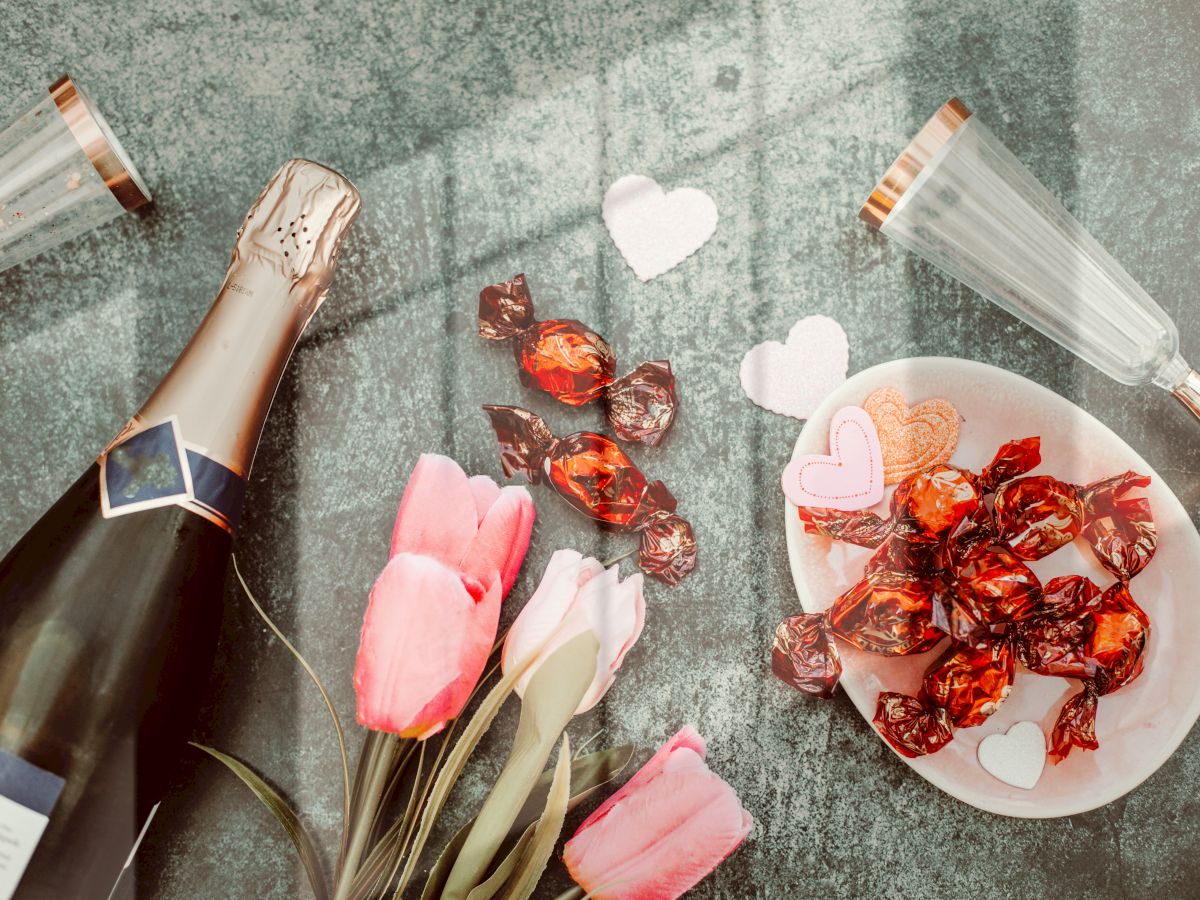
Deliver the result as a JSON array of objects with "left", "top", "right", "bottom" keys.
[
  {"left": 98, "top": 417, "right": 245, "bottom": 535},
  {"left": 0, "top": 749, "right": 64, "bottom": 898}
]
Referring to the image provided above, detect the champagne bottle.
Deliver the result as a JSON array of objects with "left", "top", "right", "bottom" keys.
[{"left": 0, "top": 159, "right": 361, "bottom": 899}]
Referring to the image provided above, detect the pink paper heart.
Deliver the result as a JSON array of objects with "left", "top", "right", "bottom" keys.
[
  {"left": 739, "top": 316, "right": 848, "bottom": 420},
  {"left": 781, "top": 406, "right": 884, "bottom": 511}
]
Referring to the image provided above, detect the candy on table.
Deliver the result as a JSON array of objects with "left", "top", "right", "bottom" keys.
[
  {"left": 478, "top": 274, "right": 679, "bottom": 446},
  {"left": 482, "top": 404, "right": 697, "bottom": 585},
  {"left": 771, "top": 611, "right": 840, "bottom": 699}
]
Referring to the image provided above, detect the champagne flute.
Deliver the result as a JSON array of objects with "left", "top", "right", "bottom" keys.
[{"left": 859, "top": 98, "right": 1200, "bottom": 421}]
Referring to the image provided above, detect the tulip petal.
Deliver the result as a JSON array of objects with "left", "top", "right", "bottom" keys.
[
  {"left": 576, "top": 726, "right": 705, "bottom": 832},
  {"left": 564, "top": 731, "right": 752, "bottom": 900},
  {"left": 575, "top": 570, "right": 645, "bottom": 713},
  {"left": 390, "top": 454, "right": 479, "bottom": 567},
  {"left": 502, "top": 549, "right": 601, "bottom": 690},
  {"left": 354, "top": 552, "right": 500, "bottom": 738},
  {"left": 463, "top": 484, "right": 536, "bottom": 596},
  {"left": 468, "top": 474, "right": 502, "bottom": 522}
]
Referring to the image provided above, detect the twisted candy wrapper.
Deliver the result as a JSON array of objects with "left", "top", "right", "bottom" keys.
[
  {"left": 479, "top": 274, "right": 679, "bottom": 445},
  {"left": 483, "top": 404, "right": 697, "bottom": 584}
]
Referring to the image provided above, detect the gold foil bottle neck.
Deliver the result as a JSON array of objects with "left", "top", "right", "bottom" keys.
[{"left": 232, "top": 158, "right": 362, "bottom": 294}]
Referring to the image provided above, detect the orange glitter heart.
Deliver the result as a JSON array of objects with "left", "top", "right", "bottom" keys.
[{"left": 863, "top": 387, "right": 960, "bottom": 485}]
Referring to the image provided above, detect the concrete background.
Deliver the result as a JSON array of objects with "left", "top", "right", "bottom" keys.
[{"left": 2, "top": 0, "right": 1198, "bottom": 896}]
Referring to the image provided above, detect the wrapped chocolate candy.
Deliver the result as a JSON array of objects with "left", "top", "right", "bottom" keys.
[
  {"left": 478, "top": 275, "right": 678, "bottom": 445},
  {"left": 873, "top": 692, "right": 953, "bottom": 758},
  {"left": 922, "top": 639, "right": 1014, "bottom": 727},
  {"left": 878, "top": 640, "right": 1019, "bottom": 756},
  {"left": 1015, "top": 578, "right": 1150, "bottom": 762},
  {"left": 772, "top": 611, "right": 841, "bottom": 699},
  {"left": 935, "top": 543, "right": 1042, "bottom": 636},
  {"left": 1013, "top": 575, "right": 1103, "bottom": 677},
  {"left": 994, "top": 470, "right": 1156, "bottom": 579},
  {"left": 482, "top": 404, "right": 697, "bottom": 584},
  {"left": 829, "top": 574, "right": 942, "bottom": 656}
]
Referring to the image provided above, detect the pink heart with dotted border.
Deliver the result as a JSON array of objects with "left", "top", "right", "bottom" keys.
[{"left": 781, "top": 406, "right": 883, "bottom": 511}]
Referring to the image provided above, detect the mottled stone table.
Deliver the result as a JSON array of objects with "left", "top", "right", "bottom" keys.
[{"left": 2, "top": 0, "right": 1198, "bottom": 897}]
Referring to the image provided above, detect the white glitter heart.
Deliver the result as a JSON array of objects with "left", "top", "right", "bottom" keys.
[{"left": 977, "top": 720, "right": 1047, "bottom": 790}]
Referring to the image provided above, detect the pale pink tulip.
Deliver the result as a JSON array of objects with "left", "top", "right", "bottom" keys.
[
  {"left": 501, "top": 548, "right": 644, "bottom": 715},
  {"left": 355, "top": 454, "right": 535, "bottom": 738},
  {"left": 563, "top": 727, "right": 753, "bottom": 900}
]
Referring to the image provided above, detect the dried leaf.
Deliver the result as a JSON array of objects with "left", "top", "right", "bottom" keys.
[
  {"left": 190, "top": 742, "right": 330, "bottom": 900},
  {"left": 499, "top": 733, "right": 572, "bottom": 900}
]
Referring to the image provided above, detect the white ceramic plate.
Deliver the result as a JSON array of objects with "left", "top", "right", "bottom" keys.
[{"left": 784, "top": 357, "right": 1200, "bottom": 817}]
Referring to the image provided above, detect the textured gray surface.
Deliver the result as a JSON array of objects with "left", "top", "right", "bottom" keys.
[{"left": 2, "top": 0, "right": 1199, "bottom": 897}]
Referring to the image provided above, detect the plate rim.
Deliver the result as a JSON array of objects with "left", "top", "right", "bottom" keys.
[{"left": 783, "top": 355, "right": 1200, "bottom": 818}]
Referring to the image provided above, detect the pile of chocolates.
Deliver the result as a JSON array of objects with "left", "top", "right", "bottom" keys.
[
  {"left": 479, "top": 276, "right": 696, "bottom": 585},
  {"left": 772, "top": 436, "right": 1157, "bottom": 763}
]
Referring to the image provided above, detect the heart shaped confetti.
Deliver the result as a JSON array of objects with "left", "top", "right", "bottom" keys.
[
  {"left": 740, "top": 316, "right": 849, "bottom": 420},
  {"left": 781, "top": 406, "right": 883, "bottom": 511},
  {"left": 863, "top": 386, "right": 960, "bottom": 484},
  {"left": 602, "top": 174, "right": 718, "bottom": 282},
  {"left": 977, "top": 720, "right": 1046, "bottom": 790}
]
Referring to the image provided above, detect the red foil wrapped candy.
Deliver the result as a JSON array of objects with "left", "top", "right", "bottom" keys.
[
  {"left": 922, "top": 639, "right": 1014, "bottom": 727},
  {"left": 873, "top": 692, "right": 954, "bottom": 758},
  {"left": 772, "top": 611, "right": 841, "bottom": 698},
  {"left": 829, "top": 575, "right": 943, "bottom": 656},
  {"left": 1017, "top": 579, "right": 1150, "bottom": 763},
  {"left": 940, "top": 543, "right": 1042, "bottom": 628},
  {"left": 995, "top": 471, "right": 1156, "bottom": 580},
  {"left": 482, "top": 404, "right": 696, "bottom": 584},
  {"left": 478, "top": 274, "right": 678, "bottom": 445}
]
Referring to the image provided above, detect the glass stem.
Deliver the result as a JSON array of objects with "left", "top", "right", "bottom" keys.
[{"left": 1171, "top": 369, "right": 1200, "bottom": 423}]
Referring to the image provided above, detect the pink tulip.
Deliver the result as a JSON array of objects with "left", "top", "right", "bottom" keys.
[
  {"left": 355, "top": 454, "right": 535, "bottom": 739},
  {"left": 501, "top": 549, "right": 644, "bottom": 715},
  {"left": 563, "top": 727, "right": 753, "bottom": 900}
]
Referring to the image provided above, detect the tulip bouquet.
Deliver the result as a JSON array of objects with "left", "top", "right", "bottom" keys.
[{"left": 196, "top": 453, "right": 750, "bottom": 899}]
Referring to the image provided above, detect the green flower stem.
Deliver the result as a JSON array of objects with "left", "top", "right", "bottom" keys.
[
  {"left": 334, "top": 729, "right": 399, "bottom": 900},
  {"left": 551, "top": 888, "right": 584, "bottom": 900},
  {"left": 440, "top": 633, "right": 599, "bottom": 900}
]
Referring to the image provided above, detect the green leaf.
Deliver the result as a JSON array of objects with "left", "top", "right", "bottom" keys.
[
  {"left": 232, "top": 555, "right": 351, "bottom": 866},
  {"left": 499, "top": 733, "right": 572, "bottom": 900},
  {"left": 190, "top": 742, "right": 330, "bottom": 900},
  {"left": 391, "top": 639, "right": 550, "bottom": 897},
  {"left": 420, "top": 744, "right": 634, "bottom": 900},
  {"left": 345, "top": 742, "right": 425, "bottom": 900},
  {"left": 463, "top": 831, "right": 533, "bottom": 900},
  {"left": 442, "top": 633, "right": 599, "bottom": 900}
]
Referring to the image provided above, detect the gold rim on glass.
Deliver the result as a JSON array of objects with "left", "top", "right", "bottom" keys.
[
  {"left": 49, "top": 74, "right": 151, "bottom": 211},
  {"left": 859, "top": 97, "right": 971, "bottom": 228}
]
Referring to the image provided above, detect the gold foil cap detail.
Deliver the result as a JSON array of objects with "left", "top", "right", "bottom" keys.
[
  {"left": 859, "top": 97, "right": 972, "bottom": 228},
  {"left": 50, "top": 74, "right": 151, "bottom": 212},
  {"left": 233, "top": 158, "right": 362, "bottom": 290}
]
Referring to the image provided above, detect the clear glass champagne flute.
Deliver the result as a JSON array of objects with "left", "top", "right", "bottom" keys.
[{"left": 860, "top": 98, "right": 1200, "bottom": 421}]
